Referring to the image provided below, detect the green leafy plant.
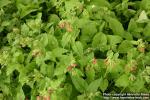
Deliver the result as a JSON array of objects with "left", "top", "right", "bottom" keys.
[{"left": 0, "top": 0, "right": 150, "bottom": 100}]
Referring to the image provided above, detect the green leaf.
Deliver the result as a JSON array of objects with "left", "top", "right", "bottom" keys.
[
  {"left": 44, "top": 51, "right": 56, "bottom": 62},
  {"left": 0, "top": 0, "right": 11, "bottom": 8},
  {"left": 12, "top": 51, "right": 24, "bottom": 63},
  {"left": 80, "top": 21, "right": 97, "bottom": 43},
  {"left": 141, "top": 0, "right": 150, "bottom": 11},
  {"left": 73, "top": 68, "right": 84, "bottom": 77},
  {"left": 48, "top": 34, "right": 59, "bottom": 49},
  {"left": 92, "top": 32, "right": 107, "bottom": 51},
  {"left": 61, "top": 32, "right": 72, "bottom": 47},
  {"left": 87, "top": 78, "right": 101, "bottom": 93},
  {"left": 50, "top": 75, "right": 66, "bottom": 89},
  {"left": 21, "top": 24, "right": 30, "bottom": 36},
  {"left": 26, "top": 13, "right": 42, "bottom": 34},
  {"left": 136, "top": 10, "right": 149, "bottom": 23},
  {"left": 124, "top": 32, "right": 133, "bottom": 40},
  {"left": 85, "top": 67, "right": 95, "bottom": 83},
  {"left": 0, "top": 93, "right": 3, "bottom": 100},
  {"left": 107, "top": 35, "right": 123, "bottom": 45},
  {"left": 52, "top": 48, "right": 68, "bottom": 58},
  {"left": 54, "top": 55, "right": 75, "bottom": 76},
  {"left": 90, "top": 0, "right": 111, "bottom": 8},
  {"left": 48, "top": 14, "right": 60, "bottom": 24},
  {"left": 99, "top": 78, "right": 108, "bottom": 92},
  {"left": 128, "top": 19, "right": 142, "bottom": 38},
  {"left": 16, "top": 2, "right": 40, "bottom": 18},
  {"left": 105, "top": 16, "right": 124, "bottom": 37},
  {"left": 54, "top": 65, "right": 66, "bottom": 76},
  {"left": 81, "top": 9, "right": 90, "bottom": 19},
  {"left": 82, "top": 21, "right": 97, "bottom": 36},
  {"left": 77, "top": 94, "right": 86, "bottom": 100},
  {"left": 71, "top": 75, "right": 88, "bottom": 93},
  {"left": 40, "top": 63, "right": 54, "bottom": 78},
  {"left": 47, "top": 64, "right": 54, "bottom": 78},
  {"left": 6, "top": 64, "right": 21, "bottom": 75},
  {"left": 17, "top": 66, "right": 27, "bottom": 84},
  {"left": 35, "top": 56, "right": 44, "bottom": 66},
  {"left": 72, "top": 41, "right": 83, "bottom": 56},
  {"left": 115, "top": 74, "right": 130, "bottom": 87},
  {"left": 118, "top": 40, "right": 133, "bottom": 53},
  {"left": 75, "top": 19, "right": 88, "bottom": 29},
  {"left": 128, "top": 19, "right": 138, "bottom": 33},
  {"left": 57, "top": 83, "right": 72, "bottom": 100},
  {"left": 143, "top": 22, "right": 150, "bottom": 41},
  {"left": 129, "top": 76, "right": 145, "bottom": 92},
  {"left": 15, "top": 85, "right": 25, "bottom": 100},
  {"left": 39, "top": 34, "right": 49, "bottom": 47},
  {"left": 0, "top": 84, "right": 9, "bottom": 95},
  {"left": 65, "top": 0, "right": 82, "bottom": 14},
  {"left": 25, "top": 62, "right": 36, "bottom": 74}
]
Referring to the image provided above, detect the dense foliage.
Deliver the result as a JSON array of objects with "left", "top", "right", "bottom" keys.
[{"left": 0, "top": 0, "right": 150, "bottom": 100}]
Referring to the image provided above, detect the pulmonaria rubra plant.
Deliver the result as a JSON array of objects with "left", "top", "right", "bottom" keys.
[{"left": 0, "top": 0, "right": 150, "bottom": 100}]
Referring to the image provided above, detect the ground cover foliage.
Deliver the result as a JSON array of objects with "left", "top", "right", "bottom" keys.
[{"left": 0, "top": 0, "right": 150, "bottom": 100}]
